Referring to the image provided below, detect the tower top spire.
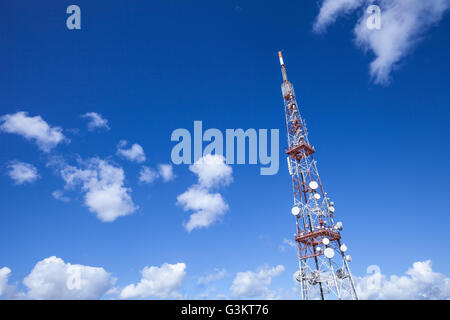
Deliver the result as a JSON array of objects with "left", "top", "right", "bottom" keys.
[
  {"left": 278, "top": 51, "right": 285, "bottom": 66},
  {"left": 278, "top": 51, "right": 288, "bottom": 82}
]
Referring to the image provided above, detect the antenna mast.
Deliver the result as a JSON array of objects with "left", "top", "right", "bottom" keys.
[{"left": 278, "top": 51, "right": 358, "bottom": 300}]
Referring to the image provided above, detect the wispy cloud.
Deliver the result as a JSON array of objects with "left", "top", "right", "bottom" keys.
[
  {"left": 0, "top": 111, "right": 67, "bottom": 152},
  {"left": 139, "top": 166, "right": 159, "bottom": 184},
  {"left": 139, "top": 164, "right": 175, "bottom": 184},
  {"left": 52, "top": 190, "right": 70, "bottom": 202},
  {"left": 279, "top": 238, "right": 296, "bottom": 252},
  {"left": 313, "top": 0, "right": 450, "bottom": 84},
  {"left": 313, "top": 0, "right": 364, "bottom": 33},
  {"left": 158, "top": 164, "right": 175, "bottom": 182},
  {"left": 116, "top": 140, "right": 146, "bottom": 163},
  {"left": 7, "top": 161, "right": 39, "bottom": 185},
  {"left": 198, "top": 268, "right": 227, "bottom": 285},
  {"left": 81, "top": 112, "right": 110, "bottom": 131},
  {"left": 354, "top": 0, "right": 450, "bottom": 84}
]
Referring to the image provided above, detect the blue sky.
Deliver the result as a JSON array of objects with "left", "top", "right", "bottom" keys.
[{"left": 0, "top": 1, "right": 449, "bottom": 299}]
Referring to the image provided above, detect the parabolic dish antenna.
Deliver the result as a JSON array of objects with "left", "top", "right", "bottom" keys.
[
  {"left": 309, "top": 181, "right": 319, "bottom": 190},
  {"left": 340, "top": 244, "right": 348, "bottom": 252},
  {"left": 291, "top": 206, "right": 300, "bottom": 216},
  {"left": 322, "top": 237, "right": 330, "bottom": 245},
  {"left": 324, "top": 247, "right": 335, "bottom": 259},
  {"left": 314, "top": 193, "right": 321, "bottom": 200}
]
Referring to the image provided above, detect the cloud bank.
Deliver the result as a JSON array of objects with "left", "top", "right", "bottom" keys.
[
  {"left": 120, "top": 263, "right": 186, "bottom": 299},
  {"left": 356, "top": 260, "right": 450, "bottom": 299},
  {"left": 1, "top": 259, "right": 449, "bottom": 299},
  {"left": 230, "top": 265, "right": 285, "bottom": 299},
  {"left": 23, "top": 256, "right": 115, "bottom": 300},
  {"left": 0, "top": 267, "right": 12, "bottom": 297}
]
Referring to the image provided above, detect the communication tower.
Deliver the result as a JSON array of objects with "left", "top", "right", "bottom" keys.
[{"left": 278, "top": 51, "right": 358, "bottom": 300}]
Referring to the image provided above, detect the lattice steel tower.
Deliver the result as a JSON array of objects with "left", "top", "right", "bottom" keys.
[{"left": 278, "top": 52, "right": 358, "bottom": 300}]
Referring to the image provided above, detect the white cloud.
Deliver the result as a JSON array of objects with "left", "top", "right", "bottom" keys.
[
  {"left": 313, "top": 0, "right": 450, "bottom": 84},
  {"left": 189, "top": 154, "right": 232, "bottom": 189},
  {"left": 198, "top": 268, "right": 227, "bottom": 285},
  {"left": 177, "top": 186, "right": 228, "bottom": 232},
  {"left": 354, "top": 0, "right": 450, "bottom": 84},
  {"left": 177, "top": 155, "right": 233, "bottom": 232},
  {"left": 52, "top": 190, "right": 70, "bottom": 202},
  {"left": 7, "top": 161, "right": 39, "bottom": 185},
  {"left": 356, "top": 260, "right": 450, "bottom": 300},
  {"left": 230, "top": 265, "right": 285, "bottom": 299},
  {"left": 139, "top": 166, "right": 159, "bottom": 184},
  {"left": 0, "top": 111, "right": 67, "bottom": 152},
  {"left": 60, "top": 158, "right": 138, "bottom": 222},
  {"left": 116, "top": 140, "right": 146, "bottom": 163},
  {"left": 280, "top": 238, "right": 296, "bottom": 252},
  {"left": 23, "top": 256, "right": 115, "bottom": 300},
  {"left": 313, "top": 0, "right": 364, "bottom": 33},
  {"left": 81, "top": 112, "right": 110, "bottom": 131},
  {"left": 283, "top": 238, "right": 296, "bottom": 247},
  {"left": 0, "top": 267, "right": 12, "bottom": 297},
  {"left": 120, "top": 263, "right": 186, "bottom": 299},
  {"left": 138, "top": 164, "right": 174, "bottom": 184},
  {"left": 158, "top": 164, "right": 175, "bottom": 182}
]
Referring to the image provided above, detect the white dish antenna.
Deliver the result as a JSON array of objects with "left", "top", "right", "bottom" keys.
[
  {"left": 324, "top": 247, "right": 335, "bottom": 259},
  {"left": 340, "top": 244, "right": 348, "bottom": 252},
  {"left": 345, "top": 255, "right": 352, "bottom": 262},
  {"left": 322, "top": 237, "right": 330, "bottom": 245},
  {"left": 314, "top": 193, "right": 321, "bottom": 200},
  {"left": 309, "top": 181, "right": 319, "bottom": 190},
  {"left": 291, "top": 206, "right": 300, "bottom": 216},
  {"left": 334, "top": 222, "right": 343, "bottom": 231},
  {"left": 328, "top": 207, "right": 335, "bottom": 213}
]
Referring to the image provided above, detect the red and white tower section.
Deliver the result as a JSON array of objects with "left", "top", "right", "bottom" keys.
[{"left": 278, "top": 52, "right": 358, "bottom": 300}]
